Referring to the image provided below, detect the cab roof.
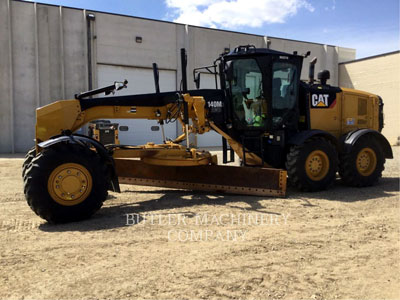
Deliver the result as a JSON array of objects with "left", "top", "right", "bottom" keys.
[{"left": 225, "top": 45, "right": 301, "bottom": 58}]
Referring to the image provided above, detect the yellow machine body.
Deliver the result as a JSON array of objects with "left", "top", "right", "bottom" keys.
[
  {"left": 309, "top": 88, "right": 380, "bottom": 138},
  {"left": 34, "top": 93, "right": 285, "bottom": 197}
]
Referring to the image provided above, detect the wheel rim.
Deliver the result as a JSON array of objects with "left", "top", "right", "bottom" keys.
[
  {"left": 356, "top": 147, "right": 377, "bottom": 176},
  {"left": 305, "top": 150, "right": 330, "bottom": 181},
  {"left": 48, "top": 163, "right": 92, "bottom": 206}
]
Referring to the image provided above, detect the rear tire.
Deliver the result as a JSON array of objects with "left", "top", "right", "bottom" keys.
[
  {"left": 24, "top": 144, "right": 108, "bottom": 223},
  {"left": 286, "top": 137, "right": 338, "bottom": 192},
  {"left": 339, "top": 135, "right": 384, "bottom": 187}
]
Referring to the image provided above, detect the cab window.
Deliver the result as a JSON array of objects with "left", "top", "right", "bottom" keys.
[
  {"left": 272, "top": 62, "right": 298, "bottom": 112},
  {"left": 227, "top": 59, "right": 267, "bottom": 127}
]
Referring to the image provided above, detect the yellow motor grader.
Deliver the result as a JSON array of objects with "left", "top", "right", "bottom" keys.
[{"left": 22, "top": 46, "right": 392, "bottom": 223}]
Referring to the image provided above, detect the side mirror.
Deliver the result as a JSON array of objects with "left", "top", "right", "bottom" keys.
[
  {"left": 151, "top": 126, "right": 160, "bottom": 131},
  {"left": 115, "top": 79, "right": 128, "bottom": 91},
  {"left": 119, "top": 126, "right": 129, "bottom": 131},
  {"left": 225, "top": 61, "right": 233, "bottom": 81},
  {"left": 194, "top": 72, "right": 201, "bottom": 89}
]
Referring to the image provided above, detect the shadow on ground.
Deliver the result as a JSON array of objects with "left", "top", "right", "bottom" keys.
[
  {"left": 39, "top": 190, "right": 279, "bottom": 232},
  {"left": 39, "top": 176, "right": 398, "bottom": 232},
  {"left": 290, "top": 177, "right": 399, "bottom": 202}
]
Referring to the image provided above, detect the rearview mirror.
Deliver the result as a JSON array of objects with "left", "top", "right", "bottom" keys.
[
  {"left": 225, "top": 61, "right": 233, "bottom": 81},
  {"left": 115, "top": 79, "right": 128, "bottom": 91},
  {"left": 194, "top": 72, "right": 201, "bottom": 89}
]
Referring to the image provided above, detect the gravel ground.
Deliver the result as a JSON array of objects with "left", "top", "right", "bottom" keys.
[{"left": 0, "top": 147, "right": 399, "bottom": 299}]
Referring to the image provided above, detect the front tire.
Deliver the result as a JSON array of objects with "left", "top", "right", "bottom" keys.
[
  {"left": 339, "top": 135, "right": 384, "bottom": 187},
  {"left": 24, "top": 144, "right": 108, "bottom": 223},
  {"left": 22, "top": 147, "right": 36, "bottom": 178},
  {"left": 286, "top": 137, "right": 338, "bottom": 192}
]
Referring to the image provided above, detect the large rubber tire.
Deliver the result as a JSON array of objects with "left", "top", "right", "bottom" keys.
[
  {"left": 24, "top": 144, "right": 108, "bottom": 223},
  {"left": 22, "top": 147, "right": 36, "bottom": 178},
  {"left": 286, "top": 137, "right": 338, "bottom": 192},
  {"left": 339, "top": 135, "right": 385, "bottom": 187}
]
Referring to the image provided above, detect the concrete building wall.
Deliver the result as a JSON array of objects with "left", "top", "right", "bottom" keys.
[
  {"left": 268, "top": 38, "right": 341, "bottom": 85},
  {"left": 337, "top": 47, "right": 356, "bottom": 63},
  {"left": 95, "top": 12, "right": 178, "bottom": 70},
  {"left": 189, "top": 27, "right": 266, "bottom": 71},
  {"left": 0, "top": 0, "right": 88, "bottom": 152},
  {"left": 10, "top": 1, "right": 38, "bottom": 152},
  {"left": 339, "top": 51, "right": 400, "bottom": 145},
  {"left": 0, "top": 0, "right": 356, "bottom": 152},
  {"left": 0, "top": 0, "right": 13, "bottom": 153}
]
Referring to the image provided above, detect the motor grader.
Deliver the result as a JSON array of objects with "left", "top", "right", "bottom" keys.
[{"left": 22, "top": 46, "right": 393, "bottom": 223}]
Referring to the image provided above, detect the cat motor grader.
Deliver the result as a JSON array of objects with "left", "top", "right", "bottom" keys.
[{"left": 22, "top": 46, "right": 392, "bottom": 223}]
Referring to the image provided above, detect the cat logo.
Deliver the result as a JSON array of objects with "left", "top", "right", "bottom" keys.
[{"left": 311, "top": 94, "right": 329, "bottom": 107}]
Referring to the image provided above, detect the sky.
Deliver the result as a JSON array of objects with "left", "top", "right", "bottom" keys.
[{"left": 25, "top": 0, "right": 399, "bottom": 59}]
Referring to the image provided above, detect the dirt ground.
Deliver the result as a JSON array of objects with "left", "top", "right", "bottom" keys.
[{"left": 0, "top": 148, "right": 399, "bottom": 300}]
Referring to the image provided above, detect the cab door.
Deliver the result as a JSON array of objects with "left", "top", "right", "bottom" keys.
[
  {"left": 225, "top": 58, "right": 267, "bottom": 131},
  {"left": 269, "top": 56, "right": 302, "bottom": 132}
]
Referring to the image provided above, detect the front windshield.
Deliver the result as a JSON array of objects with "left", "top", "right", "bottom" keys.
[{"left": 226, "top": 59, "right": 267, "bottom": 128}]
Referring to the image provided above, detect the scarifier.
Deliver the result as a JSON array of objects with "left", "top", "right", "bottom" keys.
[{"left": 22, "top": 46, "right": 392, "bottom": 223}]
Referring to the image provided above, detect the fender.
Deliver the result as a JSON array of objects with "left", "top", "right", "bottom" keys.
[
  {"left": 288, "top": 129, "right": 338, "bottom": 148},
  {"left": 340, "top": 129, "right": 393, "bottom": 159},
  {"left": 38, "top": 134, "right": 121, "bottom": 192}
]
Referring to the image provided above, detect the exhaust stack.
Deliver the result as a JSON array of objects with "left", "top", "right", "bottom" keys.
[{"left": 309, "top": 57, "right": 317, "bottom": 84}]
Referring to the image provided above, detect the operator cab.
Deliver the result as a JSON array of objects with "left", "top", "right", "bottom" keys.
[
  {"left": 216, "top": 45, "right": 304, "bottom": 167},
  {"left": 222, "top": 45, "right": 303, "bottom": 133}
]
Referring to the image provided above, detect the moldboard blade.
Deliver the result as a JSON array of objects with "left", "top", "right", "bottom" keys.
[{"left": 115, "top": 159, "right": 286, "bottom": 197}]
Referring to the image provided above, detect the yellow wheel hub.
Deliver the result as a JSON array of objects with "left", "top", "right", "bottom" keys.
[
  {"left": 305, "top": 150, "right": 330, "bottom": 181},
  {"left": 48, "top": 163, "right": 92, "bottom": 206},
  {"left": 356, "top": 147, "right": 377, "bottom": 176}
]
